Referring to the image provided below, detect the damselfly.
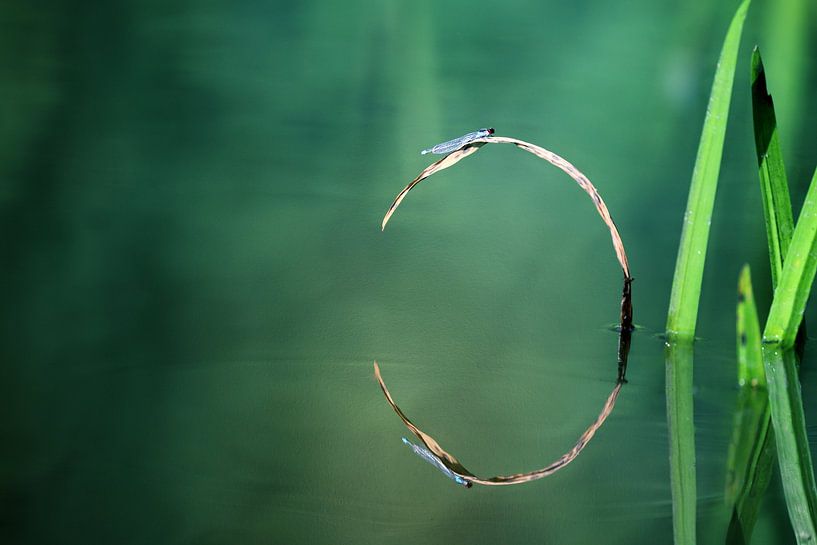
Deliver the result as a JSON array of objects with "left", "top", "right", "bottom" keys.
[
  {"left": 420, "top": 128, "right": 494, "bottom": 155},
  {"left": 402, "top": 437, "right": 472, "bottom": 487}
]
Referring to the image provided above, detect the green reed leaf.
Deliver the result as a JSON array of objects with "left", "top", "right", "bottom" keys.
[
  {"left": 736, "top": 265, "right": 764, "bottom": 387},
  {"left": 752, "top": 47, "right": 795, "bottom": 286},
  {"left": 764, "top": 167, "right": 817, "bottom": 346},
  {"left": 725, "top": 265, "right": 772, "bottom": 544},
  {"left": 665, "top": 0, "right": 750, "bottom": 340},
  {"left": 761, "top": 168, "right": 817, "bottom": 543},
  {"left": 761, "top": 346, "right": 817, "bottom": 544},
  {"left": 666, "top": 340, "right": 696, "bottom": 545}
]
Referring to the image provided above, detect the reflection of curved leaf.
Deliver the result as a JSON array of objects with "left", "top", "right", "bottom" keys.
[
  {"left": 381, "top": 136, "right": 630, "bottom": 279},
  {"left": 374, "top": 361, "right": 623, "bottom": 487}
]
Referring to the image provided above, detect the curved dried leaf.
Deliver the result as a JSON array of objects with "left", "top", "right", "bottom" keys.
[
  {"left": 374, "top": 361, "right": 623, "bottom": 486},
  {"left": 382, "top": 136, "right": 630, "bottom": 278},
  {"left": 381, "top": 144, "right": 485, "bottom": 231}
]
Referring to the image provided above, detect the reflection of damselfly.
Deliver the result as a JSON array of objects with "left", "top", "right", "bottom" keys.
[
  {"left": 402, "top": 437, "right": 472, "bottom": 487},
  {"left": 374, "top": 362, "right": 625, "bottom": 487},
  {"left": 420, "top": 128, "right": 494, "bottom": 155}
]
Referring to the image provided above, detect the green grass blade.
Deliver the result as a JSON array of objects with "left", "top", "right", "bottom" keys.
[
  {"left": 666, "top": 340, "right": 696, "bottom": 545},
  {"left": 736, "top": 264, "right": 764, "bottom": 387},
  {"left": 725, "top": 265, "right": 771, "bottom": 543},
  {"left": 761, "top": 167, "right": 817, "bottom": 542},
  {"left": 724, "top": 50, "right": 805, "bottom": 544},
  {"left": 725, "top": 264, "right": 771, "bottom": 542},
  {"left": 664, "top": 6, "right": 750, "bottom": 543},
  {"left": 725, "top": 391, "right": 775, "bottom": 545},
  {"left": 761, "top": 346, "right": 817, "bottom": 543},
  {"left": 752, "top": 47, "right": 795, "bottom": 286},
  {"left": 666, "top": 0, "right": 750, "bottom": 339},
  {"left": 764, "top": 167, "right": 817, "bottom": 346}
]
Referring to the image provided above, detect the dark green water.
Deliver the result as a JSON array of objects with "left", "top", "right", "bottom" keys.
[{"left": 2, "top": 1, "right": 816, "bottom": 544}]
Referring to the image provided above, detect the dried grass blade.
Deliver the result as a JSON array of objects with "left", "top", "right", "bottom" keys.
[
  {"left": 382, "top": 135, "right": 630, "bottom": 278},
  {"left": 373, "top": 361, "right": 474, "bottom": 476},
  {"left": 374, "top": 361, "right": 624, "bottom": 487},
  {"left": 488, "top": 136, "right": 630, "bottom": 278},
  {"left": 381, "top": 144, "right": 484, "bottom": 231}
]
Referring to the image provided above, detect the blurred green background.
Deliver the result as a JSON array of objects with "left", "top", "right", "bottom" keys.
[{"left": 1, "top": 1, "right": 816, "bottom": 543}]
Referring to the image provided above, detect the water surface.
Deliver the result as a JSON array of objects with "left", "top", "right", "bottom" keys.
[{"left": 2, "top": 1, "right": 816, "bottom": 544}]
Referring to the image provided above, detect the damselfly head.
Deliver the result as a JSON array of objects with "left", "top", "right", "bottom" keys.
[
  {"left": 455, "top": 476, "right": 472, "bottom": 488},
  {"left": 487, "top": 128, "right": 495, "bottom": 135}
]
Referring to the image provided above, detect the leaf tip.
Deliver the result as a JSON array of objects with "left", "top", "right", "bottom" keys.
[{"left": 750, "top": 46, "right": 765, "bottom": 83}]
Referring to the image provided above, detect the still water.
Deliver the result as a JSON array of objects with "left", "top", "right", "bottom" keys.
[{"left": 2, "top": 1, "right": 816, "bottom": 544}]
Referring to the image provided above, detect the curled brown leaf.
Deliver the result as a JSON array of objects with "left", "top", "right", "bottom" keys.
[
  {"left": 381, "top": 136, "right": 630, "bottom": 279},
  {"left": 374, "top": 361, "right": 624, "bottom": 486}
]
